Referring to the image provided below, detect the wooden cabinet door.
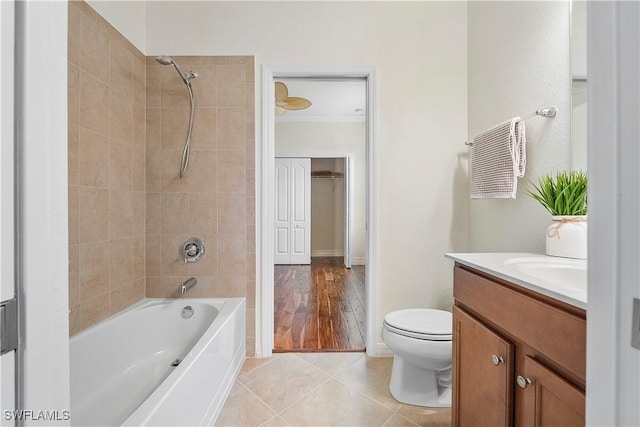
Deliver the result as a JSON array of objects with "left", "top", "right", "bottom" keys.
[
  {"left": 520, "top": 356, "right": 585, "bottom": 427},
  {"left": 453, "top": 306, "right": 514, "bottom": 427}
]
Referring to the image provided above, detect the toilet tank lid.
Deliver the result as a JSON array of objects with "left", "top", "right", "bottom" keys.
[{"left": 384, "top": 309, "right": 452, "bottom": 336}]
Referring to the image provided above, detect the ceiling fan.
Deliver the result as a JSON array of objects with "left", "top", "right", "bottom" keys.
[{"left": 275, "top": 82, "right": 312, "bottom": 116}]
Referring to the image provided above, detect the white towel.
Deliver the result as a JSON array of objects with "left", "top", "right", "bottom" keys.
[{"left": 470, "top": 118, "right": 526, "bottom": 199}]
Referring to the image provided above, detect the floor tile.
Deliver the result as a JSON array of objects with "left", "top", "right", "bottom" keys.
[
  {"left": 334, "top": 356, "right": 402, "bottom": 411},
  {"left": 240, "top": 355, "right": 280, "bottom": 375},
  {"left": 238, "top": 354, "right": 330, "bottom": 412},
  {"left": 279, "top": 378, "right": 394, "bottom": 426},
  {"left": 296, "top": 352, "right": 365, "bottom": 375},
  {"left": 396, "top": 405, "right": 451, "bottom": 427},
  {"left": 382, "top": 412, "right": 420, "bottom": 427},
  {"left": 215, "top": 381, "right": 276, "bottom": 427},
  {"left": 259, "top": 415, "right": 291, "bottom": 426}
]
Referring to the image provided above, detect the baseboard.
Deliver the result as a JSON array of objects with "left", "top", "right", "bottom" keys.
[
  {"left": 352, "top": 257, "right": 366, "bottom": 265},
  {"left": 311, "top": 250, "right": 344, "bottom": 257}
]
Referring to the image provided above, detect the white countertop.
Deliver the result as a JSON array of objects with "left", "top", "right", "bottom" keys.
[{"left": 445, "top": 253, "right": 587, "bottom": 310}]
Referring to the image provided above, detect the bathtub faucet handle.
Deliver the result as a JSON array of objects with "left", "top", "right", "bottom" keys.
[{"left": 180, "top": 277, "right": 198, "bottom": 295}]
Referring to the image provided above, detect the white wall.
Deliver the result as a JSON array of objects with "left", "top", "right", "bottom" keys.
[
  {"left": 276, "top": 122, "right": 365, "bottom": 263},
  {"left": 18, "top": 1, "right": 70, "bottom": 423},
  {"left": 86, "top": 0, "right": 146, "bottom": 51},
  {"left": 468, "top": 1, "right": 571, "bottom": 253}
]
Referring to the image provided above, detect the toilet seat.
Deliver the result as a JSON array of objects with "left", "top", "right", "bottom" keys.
[{"left": 383, "top": 309, "right": 452, "bottom": 341}]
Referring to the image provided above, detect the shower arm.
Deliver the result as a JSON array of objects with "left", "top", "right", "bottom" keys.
[{"left": 180, "top": 82, "right": 195, "bottom": 178}]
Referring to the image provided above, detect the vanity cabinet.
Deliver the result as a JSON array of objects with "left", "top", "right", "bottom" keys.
[{"left": 452, "top": 265, "right": 586, "bottom": 427}]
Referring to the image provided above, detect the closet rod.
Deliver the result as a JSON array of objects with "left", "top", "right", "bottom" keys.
[{"left": 464, "top": 106, "right": 557, "bottom": 146}]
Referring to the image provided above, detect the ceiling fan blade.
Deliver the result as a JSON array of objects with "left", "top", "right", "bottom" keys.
[
  {"left": 275, "top": 106, "right": 287, "bottom": 116},
  {"left": 283, "top": 97, "right": 312, "bottom": 110},
  {"left": 275, "top": 82, "right": 288, "bottom": 102}
]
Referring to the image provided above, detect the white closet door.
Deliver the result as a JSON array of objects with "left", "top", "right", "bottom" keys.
[
  {"left": 274, "top": 158, "right": 291, "bottom": 264},
  {"left": 290, "top": 158, "right": 311, "bottom": 264},
  {"left": 274, "top": 158, "right": 311, "bottom": 264}
]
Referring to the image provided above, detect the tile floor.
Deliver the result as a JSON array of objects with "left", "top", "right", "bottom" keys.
[{"left": 216, "top": 353, "right": 451, "bottom": 426}]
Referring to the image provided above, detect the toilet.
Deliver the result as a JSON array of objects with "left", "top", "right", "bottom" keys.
[{"left": 381, "top": 308, "right": 452, "bottom": 407}]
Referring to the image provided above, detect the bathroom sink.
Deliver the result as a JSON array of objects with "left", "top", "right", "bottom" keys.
[{"left": 504, "top": 257, "right": 587, "bottom": 298}]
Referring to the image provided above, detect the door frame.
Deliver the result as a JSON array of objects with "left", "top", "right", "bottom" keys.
[
  {"left": 276, "top": 153, "right": 355, "bottom": 267},
  {"left": 259, "top": 65, "right": 378, "bottom": 357}
]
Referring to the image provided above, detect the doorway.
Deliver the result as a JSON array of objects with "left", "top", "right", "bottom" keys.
[{"left": 260, "top": 66, "right": 378, "bottom": 357}]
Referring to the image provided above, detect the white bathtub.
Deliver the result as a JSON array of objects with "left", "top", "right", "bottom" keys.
[{"left": 70, "top": 298, "right": 245, "bottom": 426}]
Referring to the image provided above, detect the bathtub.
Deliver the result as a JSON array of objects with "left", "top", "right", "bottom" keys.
[{"left": 70, "top": 298, "right": 245, "bottom": 426}]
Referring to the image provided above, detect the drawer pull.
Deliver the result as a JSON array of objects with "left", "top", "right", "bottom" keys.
[
  {"left": 517, "top": 375, "right": 532, "bottom": 389},
  {"left": 491, "top": 354, "right": 504, "bottom": 366}
]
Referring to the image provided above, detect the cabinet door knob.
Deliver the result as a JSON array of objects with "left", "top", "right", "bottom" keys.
[
  {"left": 516, "top": 375, "right": 532, "bottom": 389},
  {"left": 491, "top": 354, "right": 504, "bottom": 366}
]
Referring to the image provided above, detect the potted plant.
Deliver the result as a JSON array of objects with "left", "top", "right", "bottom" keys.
[{"left": 528, "top": 171, "right": 587, "bottom": 259}]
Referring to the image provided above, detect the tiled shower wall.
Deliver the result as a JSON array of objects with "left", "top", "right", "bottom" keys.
[
  {"left": 68, "top": 1, "right": 147, "bottom": 334},
  {"left": 145, "top": 56, "right": 256, "bottom": 355}
]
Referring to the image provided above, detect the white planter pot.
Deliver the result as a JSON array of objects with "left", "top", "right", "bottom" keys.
[{"left": 545, "top": 215, "right": 587, "bottom": 259}]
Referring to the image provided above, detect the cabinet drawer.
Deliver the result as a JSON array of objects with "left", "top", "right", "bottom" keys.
[{"left": 454, "top": 266, "right": 586, "bottom": 384}]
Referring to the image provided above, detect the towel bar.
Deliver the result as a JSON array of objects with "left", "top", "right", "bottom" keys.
[{"left": 464, "top": 107, "right": 557, "bottom": 146}]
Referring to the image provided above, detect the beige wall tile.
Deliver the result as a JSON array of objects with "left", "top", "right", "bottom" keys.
[
  {"left": 110, "top": 190, "right": 133, "bottom": 239},
  {"left": 188, "top": 192, "right": 217, "bottom": 235},
  {"left": 245, "top": 63, "right": 255, "bottom": 84},
  {"left": 246, "top": 337, "right": 255, "bottom": 357},
  {"left": 68, "top": 185, "right": 79, "bottom": 245},
  {"left": 193, "top": 65, "right": 217, "bottom": 108},
  {"left": 191, "top": 108, "right": 217, "bottom": 150},
  {"left": 132, "top": 238, "right": 145, "bottom": 281},
  {"left": 132, "top": 191, "right": 146, "bottom": 236},
  {"left": 110, "top": 39, "right": 132, "bottom": 96},
  {"left": 161, "top": 108, "right": 189, "bottom": 150},
  {"left": 79, "top": 187, "right": 109, "bottom": 243},
  {"left": 132, "top": 146, "right": 145, "bottom": 191},
  {"left": 145, "top": 234, "right": 161, "bottom": 277},
  {"left": 217, "top": 66, "right": 245, "bottom": 108},
  {"left": 133, "top": 103, "right": 146, "bottom": 148},
  {"left": 146, "top": 192, "right": 161, "bottom": 234},
  {"left": 161, "top": 233, "right": 190, "bottom": 277},
  {"left": 161, "top": 67, "right": 189, "bottom": 108},
  {"left": 68, "top": 3, "right": 81, "bottom": 66},
  {"left": 218, "top": 232, "right": 246, "bottom": 277},
  {"left": 246, "top": 138, "right": 255, "bottom": 167},
  {"left": 202, "top": 56, "right": 231, "bottom": 65},
  {"left": 218, "top": 107, "right": 246, "bottom": 149},
  {"left": 132, "top": 57, "right": 146, "bottom": 106},
  {"left": 172, "top": 56, "right": 203, "bottom": 66},
  {"left": 79, "top": 241, "right": 110, "bottom": 301},
  {"left": 79, "top": 70, "right": 109, "bottom": 135},
  {"left": 81, "top": 293, "right": 110, "bottom": 330},
  {"left": 110, "top": 279, "right": 144, "bottom": 315},
  {"left": 218, "top": 275, "right": 246, "bottom": 298},
  {"left": 146, "top": 149, "right": 161, "bottom": 192},
  {"left": 218, "top": 193, "right": 246, "bottom": 234},
  {"left": 246, "top": 252, "right": 256, "bottom": 281},
  {"left": 146, "top": 65, "right": 161, "bottom": 108},
  {"left": 110, "top": 89, "right": 133, "bottom": 143},
  {"left": 68, "top": 125, "right": 80, "bottom": 185},
  {"left": 146, "top": 108, "right": 161, "bottom": 151},
  {"left": 68, "top": 64, "right": 80, "bottom": 126},
  {"left": 110, "top": 140, "right": 133, "bottom": 190},
  {"left": 161, "top": 149, "right": 189, "bottom": 192},
  {"left": 180, "top": 276, "right": 216, "bottom": 298},
  {"left": 78, "top": 127, "right": 109, "bottom": 188},
  {"left": 246, "top": 279, "right": 256, "bottom": 309},
  {"left": 97, "top": 14, "right": 123, "bottom": 43},
  {"left": 161, "top": 192, "right": 189, "bottom": 234},
  {"left": 218, "top": 150, "right": 245, "bottom": 193},
  {"left": 246, "top": 169, "right": 255, "bottom": 198},
  {"left": 71, "top": 0, "right": 97, "bottom": 21},
  {"left": 246, "top": 224, "right": 255, "bottom": 255},
  {"left": 69, "top": 244, "right": 80, "bottom": 308},
  {"left": 110, "top": 237, "right": 133, "bottom": 290},
  {"left": 79, "top": 13, "right": 109, "bottom": 83},
  {"left": 246, "top": 308, "right": 255, "bottom": 338},
  {"left": 188, "top": 150, "right": 217, "bottom": 193}
]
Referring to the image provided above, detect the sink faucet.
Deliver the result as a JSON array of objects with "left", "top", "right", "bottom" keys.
[{"left": 180, "top": 277, "right": 197, "bottom": 295}]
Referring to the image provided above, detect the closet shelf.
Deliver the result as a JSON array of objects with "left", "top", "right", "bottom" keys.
[{"left": 311, "top": 171, "right": 344, "bottom": 179}]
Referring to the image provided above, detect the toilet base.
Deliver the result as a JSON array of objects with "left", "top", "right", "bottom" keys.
[{"left": 388, "top": 356, "right": 451, "bottom": 408}]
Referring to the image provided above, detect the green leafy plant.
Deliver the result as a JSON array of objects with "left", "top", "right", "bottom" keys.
[{"left": 528, "top": 171, "right": 587, "bottom": 216}]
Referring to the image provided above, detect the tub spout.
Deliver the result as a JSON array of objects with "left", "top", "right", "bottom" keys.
[{"left": 180, "top": 277, "right": 197, "bottom": 295}]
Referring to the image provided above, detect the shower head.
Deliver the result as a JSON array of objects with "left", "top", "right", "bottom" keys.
[
  {"left": 155, "top": 55, "right": 174, "bottom": 65},
  {"left": 155, "top": 55, "right": 197, "bottom": 85}
]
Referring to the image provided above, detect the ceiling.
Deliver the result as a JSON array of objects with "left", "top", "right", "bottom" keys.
[{"left": 274, "top": 79, "right": 366, "bottom": 123}]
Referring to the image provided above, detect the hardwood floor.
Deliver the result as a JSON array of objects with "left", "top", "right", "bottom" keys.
[{"left": 274, "top": 257, "right": 366, "bottom": 352}]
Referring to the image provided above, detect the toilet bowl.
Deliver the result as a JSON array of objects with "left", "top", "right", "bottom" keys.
[{"left": 382, "top": 308, "right": 452, "bottom": 407}]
